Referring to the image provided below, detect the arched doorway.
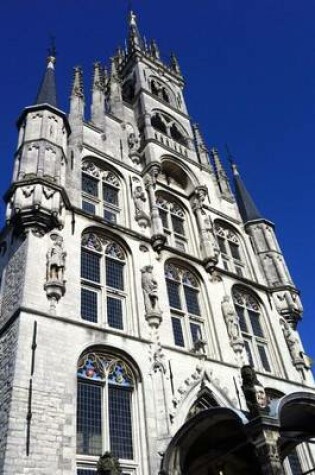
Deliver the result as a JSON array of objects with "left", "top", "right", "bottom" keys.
[{"left": 162, "top": 407, "right": 261, "bottom": 475}]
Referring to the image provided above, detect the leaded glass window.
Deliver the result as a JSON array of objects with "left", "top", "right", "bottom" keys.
[
  {"left": 165, "top": 263, "right": 205, "bottom": 351},
  {"left": 81, "top": 249, "right": 101, "bottom": 283},
  {"left": 214, "top": 222, "right": 246, "bottom": 276},
  {"left": 82, "top": 200, "right": 96, "bottom": 215},
  {"left": 81, "top": 162, "right": 121, "bottom": 223},
  {"left": 172, "top": 317, "right": 185, "bottom": 347},
  {"left": 82, "top": 175, "right": 98, "bottom": 197},
  {"left": 81, "top": 288, "right": 98, "bottom": 323},
  {"left": 77, "top": 352, "right": 135, "bottom": 462},
  {"left": 81, "top": 234, "right": 126, "bottom": 330},
  {"left": 233, "top": 288, "right": 271, "bottom": 372},
  {"left": 157, "top": 196, "right": 186, "bottom": 251}
]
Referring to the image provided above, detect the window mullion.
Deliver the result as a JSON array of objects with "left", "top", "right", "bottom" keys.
[{"left": 103, "top": 379, "right": 110, "bottom": 453}]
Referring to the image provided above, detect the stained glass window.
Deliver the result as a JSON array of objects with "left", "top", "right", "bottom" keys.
[{"left": 77, "top": 352, "right": 135, "bottom": 461}]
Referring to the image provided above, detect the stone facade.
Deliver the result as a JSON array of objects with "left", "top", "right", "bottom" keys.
[{"left": 0, "top": 11, "right": 314, "bottom": 475}]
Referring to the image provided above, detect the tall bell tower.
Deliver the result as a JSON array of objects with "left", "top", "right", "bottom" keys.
[{"left": 0, "top": 11, "right": 314, "bottom": 475}]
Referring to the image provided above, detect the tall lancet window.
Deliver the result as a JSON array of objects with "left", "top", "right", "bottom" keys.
[
  {"left": 81, "top": 233, "right": 126, "bottom": 330},
  {"left": 165, "top": 263, "right": 205, "bottom": 351},
  {"left": 81, "top": 160, "right": 121, "bottom": 224},
  {"left": 157, "top": 195, "right": 186, "bottom": 251},
  {"left": 76, "top": 351, "right": 135, "bottom": 465},
  {"left": 232, "top": 287, "right": 271, "bottom": 372},
  {"left": 214, "top": 221, "right": 247, "bottom": 277}
]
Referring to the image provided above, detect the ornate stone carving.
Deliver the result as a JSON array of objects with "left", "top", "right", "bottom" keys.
[
  {"left": 241, "top": 365, "right": 270, "bottom": 417},
  {"left": 96, "top": 451, "right": 121, "bottom": 475},
  {"left": 141, "top": 265, "right": 162, "bottom": 328},
  {"left": 44, "top": 234, "right": 66, "bottom": 314},
  {"left": 221, "top": 295, "right": 245, "bottom": 360},
  {"left": 281, "top": 319, "right": 307, "bottom": 370},
  {"left": 274, "top": 290, "right": 303, "bottom": 327},
  {"left": 131, "top": 177, "right": 150, "bottom": 228}
]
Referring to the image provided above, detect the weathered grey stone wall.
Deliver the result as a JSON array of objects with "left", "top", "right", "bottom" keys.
[{"left": 0, "top": 319, "right": 20, "bottom": 474}]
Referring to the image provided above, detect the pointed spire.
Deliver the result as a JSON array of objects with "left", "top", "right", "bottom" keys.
[
  {"left": 71, "top": 66, "right": 84, "bottom": 98},
  {"left": 170, "top": 52, "right": 181, "bottom": 75},
  {"left": 128, "top": 10, "right": 144, "bottom": 51},
  {"left": 92, "top": 62, "right": 104, "bottom": 92},
  {"left": 192, "top": 124, "right": 211, "bottom": 168},
  {"left": 150, "top": 40, "right": 160, "bottom": 60},
  {"left": 35, "top": 47, "right": 58, "bottom": 107},
  {"left": 211, "top": 148, "right": 234, "bottom": 199},
  {"left": 231, "top": 162, "right": 263, "bottom": 223}
]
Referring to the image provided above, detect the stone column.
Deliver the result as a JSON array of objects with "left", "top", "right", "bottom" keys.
[{"left": 250, "top": 425, "right": 284, "bottom": 475}]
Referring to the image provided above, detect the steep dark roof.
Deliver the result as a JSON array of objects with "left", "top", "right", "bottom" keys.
[
  {"left": 232, "top": 164, "right": 264, "bottom": 223},
  {"left": 35, "top": 57, "right": 57, "bottom": 107}
]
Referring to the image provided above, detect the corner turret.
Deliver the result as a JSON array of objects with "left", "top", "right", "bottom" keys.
[
  {"left": 232, "top": 162, "right": 303, "bottom": 329},
  {"left": 5, "top": 51, "right": 70, "bottom": 235}
]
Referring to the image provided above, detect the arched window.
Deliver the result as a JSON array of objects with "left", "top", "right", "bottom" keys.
[
  {"left": 232, "top": 287, "right": 271, "bottom": 372},
  {"left": 81, "top": 233, "right": 126, "bottom": 330},
  {"left": 76, "top": 350, "right": 135, "bottom": 464},
  {"left": 157, "top": 195, "right": 186, "bottom": 251},
  {"left": 150, "top": 80, "right": 171, "bottom": 105},
  {"left": 151, "top": 113, "right": 167, "bottom": 134},
  {"left": 165, "top": 263, "right": 204, "bottom": 350},
  {"left": 81, "top": 161, "right": 121, "bottom": 224},
  {"left": 151, "top": 111, "right": 188, "bottom": 147},
  {"left": 214, "top": 222, "right": 246, "bottom": 276}
]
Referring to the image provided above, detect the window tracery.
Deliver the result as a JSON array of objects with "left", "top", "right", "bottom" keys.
[
  {"left": 214, "top": 222, "right": 246, "bottom": 277},
  {"left": 81, "top": 233, "right": 126, "bottom": 330},
  {"left": 81, "top": 160, "right": 121, "bottom": 224},
  {"left": 151, "top": 112, "right": 187, "bottom": 147},
  {"left": 232, "top": 287, "right": 271, "bottom": 372},
  {"left": 77, "top": 350, "right": 136, "bottom": 464},
  {"left": 156, "top": 195, "right": 186, "bottom": 251},
  {"left": 165, "top": 263, "right": 204, "bottom": 351}
]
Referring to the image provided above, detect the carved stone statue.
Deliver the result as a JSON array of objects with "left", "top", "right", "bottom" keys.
[
  {"left": 133, "top": 185, "right": 147, "bottom": 216},
  {"left": 221, "top": 296, "right": 243, "bottom": 345},
  {"left": 46, "top": 235, "right": 66, "bottom": 282},
  {"left": 141, "top": 265, "right": 161, "bottom": 314},
  {"left": 241, "top": 365, "right": 269, "bottom": 417},
  {"left": 281, "top": 320, "right": 303, "bottom": 364}
]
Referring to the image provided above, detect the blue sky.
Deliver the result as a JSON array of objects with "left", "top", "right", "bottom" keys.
[{"left": 0, "top": 0, "right": 314, "bottom": 360}]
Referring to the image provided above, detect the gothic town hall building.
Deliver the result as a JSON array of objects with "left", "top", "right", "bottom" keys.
[{"left": 0, "top": 11, "right": 314, "bottom": 475}]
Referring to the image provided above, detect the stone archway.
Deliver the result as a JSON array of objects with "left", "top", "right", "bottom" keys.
[{"left": 162, "top": 407, "right": 260, "bottom": 475}]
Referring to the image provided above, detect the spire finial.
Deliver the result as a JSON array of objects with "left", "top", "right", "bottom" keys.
[
  {"left": 225, "top": 144, "right": 239, "bottom": 176},
  {"left": 71, "top": 66, "right": 84, "bottom": 98},
  {"left": 170, "top": 52, "right": 181, "bottom": 75},
  {"left": 47, "top": 35, "right": 57, "bottom": 67}
]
